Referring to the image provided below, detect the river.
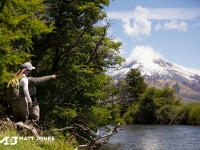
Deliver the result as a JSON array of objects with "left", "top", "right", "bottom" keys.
[{"left": 100, "top": 124, "right": 200, "bottom": 150}]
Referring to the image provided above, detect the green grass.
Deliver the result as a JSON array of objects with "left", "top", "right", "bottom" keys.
[{"left": 0, "top": 129, "right": 76, "bottom": 150}]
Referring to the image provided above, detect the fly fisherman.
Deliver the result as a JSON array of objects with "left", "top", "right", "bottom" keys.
[
  {"left": 11, "top": 64, "right": 34, "bottom": 123},
  {"left": 20, "top": 62, "right": 56, "bottom": 123}
]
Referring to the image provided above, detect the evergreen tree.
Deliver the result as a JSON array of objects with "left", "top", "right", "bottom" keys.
[
  {"left": 122, "top": 68, "right": 147, "bottom": 104},
  {"left": 137, "top": 88, "right": 157, "bottom": 123},
  {"left": 114, "top": 68, "right": 146, "bottom": 116},
  {"left": 0, "top": 0, "right": 52, "bottom": 83}
]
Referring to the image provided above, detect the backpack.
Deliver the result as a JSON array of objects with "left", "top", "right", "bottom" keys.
[{"left": 6, "top": 77, "right": 21, "bottom": 101}]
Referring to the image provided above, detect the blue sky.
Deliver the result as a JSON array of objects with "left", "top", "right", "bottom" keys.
[{"left": 105, "top": 0, "right": 200, "bottom": 72}]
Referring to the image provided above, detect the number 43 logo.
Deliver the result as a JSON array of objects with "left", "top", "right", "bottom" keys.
[{"left": 0, "top": 137, "right": 18, "bottom": 145}]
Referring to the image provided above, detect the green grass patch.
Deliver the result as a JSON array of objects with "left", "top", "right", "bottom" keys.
[{"left": 0, "top": 129, "right": 76, "bottom": 150}]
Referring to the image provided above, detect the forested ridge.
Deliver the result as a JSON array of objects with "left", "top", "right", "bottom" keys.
[{"left": 1, "top": 0, "right": 200, "bottom": 149}]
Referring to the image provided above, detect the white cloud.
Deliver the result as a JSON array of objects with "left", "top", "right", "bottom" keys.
[
  {"left": 107, "top": 7, "right": 200, "bottom": 20},
  {"left": 126, "top": 45, "right": 162, "bottom": 67},
  {"left": 154, "top": 22, "right": 162, "bottom": 30},
  {"left": 122, "top": 6, "right": 151, "bottom": 38},
  {"left": 155, "top": 20, "right": 188, "bottom": 31},
  {"left": 107, "top": 6, "right": 200, "bottom": 37},
  {"left": 122, "top": 18, "right": 151, "bottom": 38},
  {"left": 147, "top": 8, "right": 200, "bottom": 20}
]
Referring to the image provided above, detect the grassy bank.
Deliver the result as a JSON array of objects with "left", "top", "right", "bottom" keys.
[{"left": 0, "top": 129, "right": 76, "bottom": 150}]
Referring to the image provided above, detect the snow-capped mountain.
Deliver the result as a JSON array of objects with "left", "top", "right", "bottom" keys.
[
  {"left": 112, "top": 58, "right": 200, "bottom": 84},
  {"left": 110, "top": 51, "right": 200, "bottom": 102}
]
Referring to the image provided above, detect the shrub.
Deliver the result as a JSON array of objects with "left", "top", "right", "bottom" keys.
[{"left": 188, "top": 103, "right": 200, "bottom": 125}]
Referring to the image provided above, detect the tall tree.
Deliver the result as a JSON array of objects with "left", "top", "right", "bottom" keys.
[
  {"left": 124, "top": 68, "right": 147, "bottom": 102},
  {"left": 33, "top": 0, "right": 122, "bottom": 71},
  {"left": 137, "top": 88, "right": 157, "bottom": 123},
  {"left": 0, "top": 0, "right": 52, "bottom": 83},
  {"left": 31, "top": 0, "right": 124, "bottom": 128}
]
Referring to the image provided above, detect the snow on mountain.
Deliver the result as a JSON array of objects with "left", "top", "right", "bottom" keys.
[
  {"left": 109, "top": 46, "right": 200, "bottom": 102},
  {"left": 111, "top": 46, "right": 200, "bottom": 84}
]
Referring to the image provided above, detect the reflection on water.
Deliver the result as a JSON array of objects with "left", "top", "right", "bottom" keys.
[
  {"left": 140, "top": 132, "right": 160, "bottom": 150},
  {"left": 100, "top": 124, "right": 200, "bottom": 150}
]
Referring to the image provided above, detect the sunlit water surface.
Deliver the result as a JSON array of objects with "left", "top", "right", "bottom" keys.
[{"left": 100, "top": 124, "right": 200, "bottom": 150}]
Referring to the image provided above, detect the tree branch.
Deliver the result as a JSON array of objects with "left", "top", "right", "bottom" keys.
[
  {"left": 15, "top": 122, "right": 39, "bottom": 137},
  {"left": 50, "top": 123, "right": 121, "bottom": 150}
]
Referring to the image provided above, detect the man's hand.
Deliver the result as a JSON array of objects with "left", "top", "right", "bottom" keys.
[
  {"left": 28, "top": 102, "right": 33, "bottom": 108},
  {"left": 51, "top": 74, "right": 57, "bottom": 79}
]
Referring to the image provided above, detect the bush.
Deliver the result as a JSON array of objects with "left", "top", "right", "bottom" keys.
[
  {"left": 155, "top": 105, "right": 182, "bottom": 124},
  {"left": 188, "top": 103, "right": 200, "bottom": 125}
]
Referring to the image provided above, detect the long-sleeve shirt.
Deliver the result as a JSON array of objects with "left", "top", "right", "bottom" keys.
[
  {"left": 28, "top": 76, "right": 53, "bottom": 86},
  {"left": 20, "top": 74, "right": 32, "bottom": 103},
  {"left": 28, "top": 76, "right": 53, "bottom": 96}
]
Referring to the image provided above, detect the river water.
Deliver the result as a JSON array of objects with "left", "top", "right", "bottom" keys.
[{"left": 100, "top": 124, "right": 200, "bottom": 150}]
